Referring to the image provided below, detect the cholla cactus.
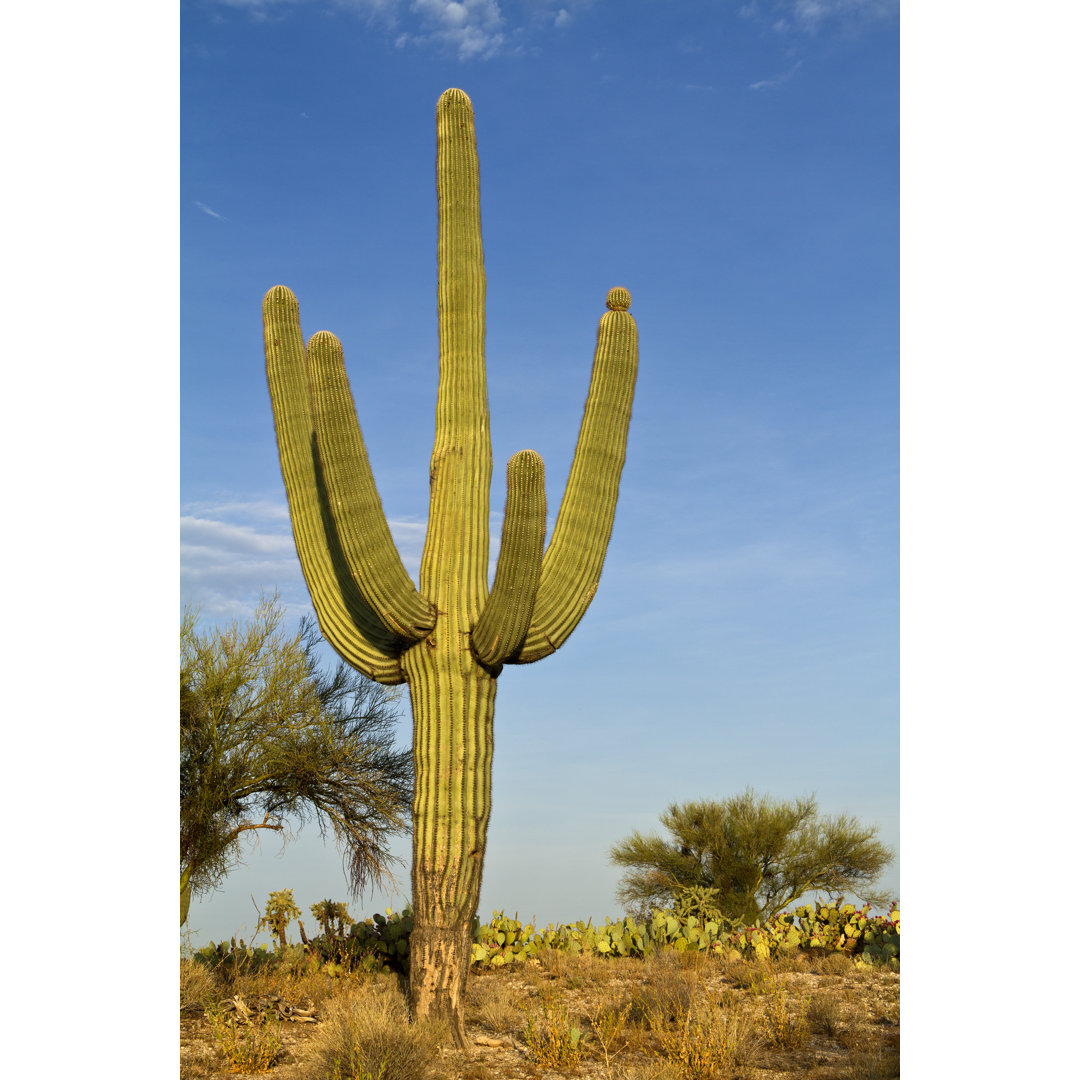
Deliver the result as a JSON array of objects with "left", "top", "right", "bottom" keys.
[
  {"left": 262, "top": 88, "right": 637, "bottom": 1042},
  {"left": 263, "top": 889, "right": 301, "bottom": 949},
  {"left": 311, "top": 899, "right": 351, "bottom": 940}
]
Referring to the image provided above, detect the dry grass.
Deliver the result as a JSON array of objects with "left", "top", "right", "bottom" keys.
[
  {"left": 522, "top": 990, "right": 588, "bottom": 1066},
  {"left": 807, "top": 990, "right": 846, "bottom": 1039},
  {"left": 181, "top": 957, "right": 220, "bottom": 1017},
  {"left": 181, "top": 948, "right": 899, "bottom": 1079},
  {"left": 466, "top": 973, "right": 522, "bottom": 1037},
  {"left": 838, "top": 1041, "right": 901, "bottom": 1079},
  {"left": 299, "top": 981, "right": 446, "bottom": 1080},
  {"left": 206, "top": 1006, "right": 285, "bottom": 1075},
  {"left": 628, "top": 950, "right": 708, "bottom": 1029},
  {"left": 537, "top": 947, "right": 622, "bottom": 988},
  {"left": 819, "top": 952, "right": 857, "bottom": 976},
  {"left": 717, "top": 955, "right": 764, "bottom": 991},
  {"left": 582, "top": 988, "right": 634, "bottom": 1073},
  {"left": 650, "top": 994, "right": 760, "bottom": 1080},
  {"left": 759, "top": 968, "right": 810, "bottom": 1050}
]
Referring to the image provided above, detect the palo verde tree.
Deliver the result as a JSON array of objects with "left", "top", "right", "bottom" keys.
[
  {"left": 180, "top": 596, "right": 413, "bottom": 927},
  {"left": 262, "top": 88, "right": 637, "bottom": 1042},
  {"left": 610, "top": 788, "right": 894, "bottom": 926}
]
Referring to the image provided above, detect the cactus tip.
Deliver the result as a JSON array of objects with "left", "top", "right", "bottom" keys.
[
  {"left": 438, "top": 87, "right": 472, "bottom": 107},
  {"left": 264, "top": 284, "right": 298, "bottom": 306},
  {"left": 308, "top": 329, "right": 341, "bottom": 347},
  {"left": 605, "top": 287, "right": 632, "bottom": 311}
]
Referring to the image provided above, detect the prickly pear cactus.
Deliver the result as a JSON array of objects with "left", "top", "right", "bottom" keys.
[{"left": 262, "top": 88, "right": 637, "bottom": 1043}]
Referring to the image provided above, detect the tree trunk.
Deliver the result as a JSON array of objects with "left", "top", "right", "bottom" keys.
[
  {"left": 403, "top": 636, "right": 496, "bottom": 1046},
  {"left": 181, "top": 866, "right": 191, "bottom": 927}
]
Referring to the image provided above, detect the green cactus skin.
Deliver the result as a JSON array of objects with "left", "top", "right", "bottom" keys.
[
  {"left": 262, "top": 87, "right": 638, "bottom": 1043},
  {"left": 471, "top": 450, "right": 546, "bottom": 666},
  {"left": 263, "top": 288, "right": 419, "bottom": 685},
  {"left": 510, "top": 285, "right": 638, "bottom": 663}
]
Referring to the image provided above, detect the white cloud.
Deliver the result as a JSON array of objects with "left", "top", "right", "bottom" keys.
[
  {"left": 181, "top": 505, "right": 303, "bottom": 616},
  {"left": 213, "top": 0, "right": 396, "bottom": 12},
  {"left": 739, "top": 0, "right": 898, "bottom": 33},
  {"left": 211, "top": 0, "right": 305, "bottom": 6},
  {"left": 183, "top": 498, "right": 291, "bottom": 521},
  {"left": 786, "top": 0, "right": 898, "bottom": 29},
  {"left": 205, "top": 0, "right": 600, "bottom": 59},
  {"left": 194, "top": 201, "right": 225, "bottom": 219},
  {"left": 181, "top": 497, "right": 532, "bottom": 618},
  {"left": 181, "top": 497, "right": 435, "bottom": 618},
  {"left": 803, "top": 0, "right": 891, "bottom": 14},
  {"left": 748, "top": 59, "right": 803, "bottom": 91},
  {"left": 407, "top": 0, "right": 506, "bottom": 60},
  {"left": 181, "top": 515, "right": 295, "bottom": 557}
]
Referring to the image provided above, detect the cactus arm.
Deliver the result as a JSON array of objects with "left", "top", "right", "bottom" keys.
[
  {"left": 470, "top": 449, "right": 546, "bottom": 667},
  {"left": 306, "top": 329, "right": 437, "bottom": 641},
  {"left": 419, "top": 88, "right": 492, "bottom": 620},
  {"left": 262, "top": 285, "right": 406, "bottom": 685},
  {"left": 507, "top": 288, "right": 638, "bottom": 664},
  {"left": 261, "top": 88, "right": 638, "bottom": 1043}
]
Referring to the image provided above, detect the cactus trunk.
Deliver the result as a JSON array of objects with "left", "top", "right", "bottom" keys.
[
  {"left": 404, "top": 648, "right": 495, "bottom": 1039},
  {"left": 262, "top": 87, "right": 638, "bottom": 1045},
  {"left": 401, "top": 89, "right": 493, "bottom": 1043}
]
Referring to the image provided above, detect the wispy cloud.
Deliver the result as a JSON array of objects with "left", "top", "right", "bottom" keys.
[
  {"left": 207, "top": 0, "right": 594, "bottom": 60},
  {"left": 181, "top": 496, "right": 534, "bottom": 619},
  {"left": 740, "top": 0, "right": 897, "bottom": 34},
  {"left": 182, "top": 498, "right": 291, "bottom": 522},
  {"left": 194, "top": 201, "right": 225, "bottom": 219},
  {"left": 648, "top": 538, "right": 852, "bottom": 588},
  {"left": 181, "top": 503, "right": 303, "bottom": 617},
  {"left": 180, "top": 496, "right": 427, "bottom": 616},
  {"left": 748, "top": 60, "right": 803, "bottom": 91},
  {"left": 397, "top": 0, "right": 506, "bottom": 61},
  {"left": 210, "top": 0, "right": 325, "bottom": 21},
  {"left": 181, "top": 515, "right": 295, "bottom": 557},
  {"left": 789, "top": 0, "right": 898, "bottom": 28}
]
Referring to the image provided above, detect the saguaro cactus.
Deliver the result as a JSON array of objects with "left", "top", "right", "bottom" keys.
[{"left": 262, "top": 88, "right": 638, "bottom": 1043}]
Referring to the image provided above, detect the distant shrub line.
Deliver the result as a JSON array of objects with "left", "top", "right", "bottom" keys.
[{"left": 192, "top": 895, "right": 899, "bottom": 979}]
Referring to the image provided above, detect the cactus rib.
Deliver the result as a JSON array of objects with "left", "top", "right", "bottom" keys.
[
  {"left": 421, "top": 87, "right": 492, "bottom": 623},
  {"left": 262, "top": 286, "right": 408, "bottom": 684},
  {"left": 509, "top": 288, "right": 638, "bottom": 663},
  {"left": 471, "top": 449, "right": 547, "bottom": 667},
  {"left": 306, "top": 330, "right": 437, "bottom": 641},
  {"left": 262, "top": 87, "right": 637, "bottom": 1040}
]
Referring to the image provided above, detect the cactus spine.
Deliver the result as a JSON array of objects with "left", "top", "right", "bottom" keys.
[{"left": 262, "top": 88, "right": 638, "bottom": 1043}]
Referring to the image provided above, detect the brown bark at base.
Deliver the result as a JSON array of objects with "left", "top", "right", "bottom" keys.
[
  {"left": 402, "top": 638, "right": 495, "bottom": 1049},
  {"left": 408, "top": 920, "right": 473, "bottom": 1047}
]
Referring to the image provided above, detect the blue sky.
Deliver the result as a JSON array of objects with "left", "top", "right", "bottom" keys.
[
  {"left": 180, "top": 0, "right": 899, "bottom": 945},
  {"left": 11, "top": 2, "right": 1080, "bottom": 1072}
]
